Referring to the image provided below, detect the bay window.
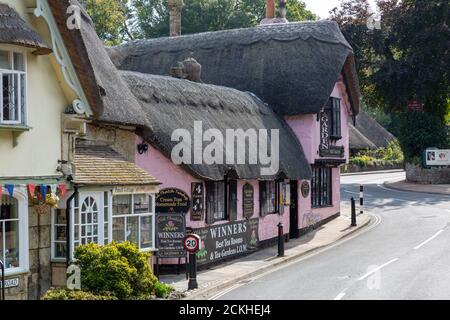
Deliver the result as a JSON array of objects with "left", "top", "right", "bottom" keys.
[
  {"left": 0, "top": 191, "right": 28, "bottom": 273},
  {"left": 0, "top": 49, "right": 26, "bottom": 125},
  {"left": 66, "top": 191, "right": 155, "bottom": 259}
]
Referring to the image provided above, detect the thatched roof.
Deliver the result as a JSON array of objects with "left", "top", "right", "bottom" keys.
[
  {"left": 0, "top": 4, "right": 51, "bottom": 55},
  {"left": 122, "top": 71, "right": 312, "bottom": 180},
  {"left": 73, "top": 140, "right": 160, "bottom": 186},
  {"left": 349, "top": 124, "right": 377, "bottom": 150},
  {"left": 109, "top": 21, "right": 360, "bottom": 116},
  {"left": 48, "top": 0, "right": 147, "bottom": 125},
  {"left": 354, "top": 111, "right": 396, "bottom": 149}
]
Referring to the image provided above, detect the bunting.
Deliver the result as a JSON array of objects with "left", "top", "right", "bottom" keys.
[
  {"left": 27, "top": 184, "right": 36, "bottom": 197},
  {"left": 5, "top": 184, "right": 14, "bottom": 197},
  {"left": 50, "top": 184, "right": 58, "bottom": 194},
  {"left": 58, "top": 184, "right": 68, "bottom": 198},
  {"left": 0, "top": 185, "right": 2, "bottom": 200}
]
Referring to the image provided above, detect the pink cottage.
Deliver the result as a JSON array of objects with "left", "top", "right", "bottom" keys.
[{"left": 108, "top": 20, "right": 360, "bottom": 268}]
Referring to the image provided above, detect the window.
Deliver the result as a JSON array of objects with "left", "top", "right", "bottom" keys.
[
  {"left": 0, "top": 195, "right": 19, "bottom": 270},
  {"left": 51, "top": 209, "right": 67, "bottom": 260},
  {"left": 0, "top": 50, "right": 26, "bottom": 125},
  {"left": 206, "top": 181, "right": 226, "bottom": 224},
  {"left": 311, "top": 167, "right": 332, "bottom": 207},
  {"left": 260, "top": 181, "right": 280, "bottom": 216},
  {"left": 112, "top": 194, "right": 155, "bottom": 250},
  {"left": 327, "top": 98, "right": 341, "bottom": 140},
  {"left": 228, "top": 180, "right": 237, "bottom": 221}
]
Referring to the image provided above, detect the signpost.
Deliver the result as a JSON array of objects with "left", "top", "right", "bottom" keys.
[
  {"left": 424, "top": 149, "right": 450, "bottom": 166},
  {"left": 183, "top": 234, "right": 201, "bottom": 290}
]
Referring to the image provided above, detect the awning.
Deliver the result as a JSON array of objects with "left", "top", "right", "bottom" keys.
[
  {"left": 0, "top": 4, "right": 52, "bottom": 55},
  {"left": 72, "top": 141, "right": 161, "bottom": 189}
]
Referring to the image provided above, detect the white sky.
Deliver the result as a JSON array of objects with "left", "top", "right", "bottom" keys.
[{"left": 302, "top": 0, "right": 378, "bottom": 19}]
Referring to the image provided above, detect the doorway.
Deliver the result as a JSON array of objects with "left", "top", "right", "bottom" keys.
[{"left": 289, "top": 181, "right": 299, "bottom": 239}]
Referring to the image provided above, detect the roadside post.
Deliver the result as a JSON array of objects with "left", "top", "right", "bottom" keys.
[
  {"left": 351, "top": 197, "right": 357, "bottom": 227},
  {"left": 278, "top": 222, "right": 285, "bottom": 257},
  {"left": 360, "top": 185, "right": 364, "bottom": 215},
  {"left": 184, "top": 234, "right": 201, "bottom": 290}
]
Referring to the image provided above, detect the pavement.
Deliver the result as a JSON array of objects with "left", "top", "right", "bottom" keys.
[
  {"left": 211, "top": 170, "right": 450, "bottom": 300},
  {"left": 160, "top": 203, "right": 371, "bottom": 300},
  {"left": 385, "top": 179, "right": 450, "bottom": 195}
]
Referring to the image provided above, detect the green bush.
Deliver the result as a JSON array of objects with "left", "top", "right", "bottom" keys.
[
  {"left": 74, "top": 241, "right": 158, "bottom": 300},
  {"left": 154, "top": 282, "right": 175, "bottom": 299},
  {"left": 42, "top": 288, "right": 118, "bottom": 300},
  {"left": 397, "top": 112, "right": 449, "bottom": 162}
]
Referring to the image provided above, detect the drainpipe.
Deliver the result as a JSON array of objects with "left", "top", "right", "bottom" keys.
[{"left": 66, "top": 186, "right": 79, "bottom": 268}]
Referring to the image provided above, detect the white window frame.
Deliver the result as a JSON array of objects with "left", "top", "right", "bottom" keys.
[
  {"left": 111, "top": 193, "right": 156, "bottom": 252},
  {"left": 0, "top": 187, "right": 29, "bottom": 276},
  {"left": 0, "top": 46, "right": 27, "bottom": 126},
  {"left": 50, "top": 209, "right": 67, "bottom": 261},
  {"left": 65, "top": 191, "right": 156, "bottom": 260}
]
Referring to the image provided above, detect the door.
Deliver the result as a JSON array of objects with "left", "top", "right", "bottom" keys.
[{"left": 289, "top": 181, "right": 299, "bottom": 239}]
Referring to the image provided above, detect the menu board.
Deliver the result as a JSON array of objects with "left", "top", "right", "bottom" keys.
[
  {"left": 242, "top": 183, "right": 254, "bottom": 219},
  {"left": 156, "top": 213, "right": 186, "bottom": 258}
]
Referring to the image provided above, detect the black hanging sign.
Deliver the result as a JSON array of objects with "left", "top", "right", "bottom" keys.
[
  {"left": 156, "top": 188, "right": 190, "bottom": 214},
  {"left": 319, "top": 111, "right": 330, "bottom": 151},
  {"left": 242, "top": 183, "right": 254, "bottom": 219},
  {"left": 156, "top": 213, "right": 186, "bottom": 258},
  {"left": 191, "top": 182, "right": 204, "bottom": 221}
]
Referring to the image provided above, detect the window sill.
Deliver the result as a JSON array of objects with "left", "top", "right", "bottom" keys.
[
  {"left": 4, "top": 267, "right": 29, "bottom": 278},
  {"left": 312, "top": 205, "right": 333, "bottom": 209},
  {"left": 0, "top": 124, "right": 32, "bottom": 147}
]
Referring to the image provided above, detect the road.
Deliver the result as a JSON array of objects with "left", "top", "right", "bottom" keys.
[{"left": 215, "top": 171, "right": 450, "bottom": 300}]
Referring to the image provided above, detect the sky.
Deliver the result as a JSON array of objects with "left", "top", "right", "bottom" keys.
[{"left": 302, "top": 0, "right": 378, "bottom": 19}]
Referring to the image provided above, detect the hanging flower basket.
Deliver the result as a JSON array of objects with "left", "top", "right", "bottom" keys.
[{"left": 33, "top": 204, "right": 51, "bottom": 215}]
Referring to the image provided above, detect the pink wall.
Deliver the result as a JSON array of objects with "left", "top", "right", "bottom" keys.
[
  {"left": 135, "top": 143, "right": 289, "bottom": 240},
  {"left": 286, "top": 81, "right": 352, "bottom": 228}
]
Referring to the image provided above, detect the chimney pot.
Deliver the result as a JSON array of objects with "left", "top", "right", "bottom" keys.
[{"left": 168, "top": 0, "right": 183, "bottom": 37}]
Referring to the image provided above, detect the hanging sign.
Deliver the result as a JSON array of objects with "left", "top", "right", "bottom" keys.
[
  {"left": 319, "top": 111, "right": 330, "bottom": 151},
  {"left": 242, "top": 183, "right": 254, "bottom": 219},
  {"left": 156, "top": 188, "right": 190, "bottom": 214},
  {"left": 156, "top": 213, "right": 186, "bottom": 258},
  {"left": 191, "top": 183, "right": 204, "bottom": 221}
]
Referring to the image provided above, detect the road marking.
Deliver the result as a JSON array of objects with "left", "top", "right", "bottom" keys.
[
  {"left": 414, "top": 230, "right": 444, "bottom": 250},
  {"left": 209, "top": 283, "right": 244, "bottom": 300},
  {"left": 334, "top": 292, "right": 346, "bottom": 300},
  {"left": 343, "top": 190, "right": 372, "bottom": 196},
  {"left": 358, "top": 258, "right": 399, "bottom": 281}
]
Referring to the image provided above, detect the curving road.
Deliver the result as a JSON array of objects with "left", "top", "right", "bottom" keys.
[{"left": 214, "top": 171, "right": 450, "bottom": 300}]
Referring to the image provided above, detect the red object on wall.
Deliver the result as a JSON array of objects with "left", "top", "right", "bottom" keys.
[
  {"left": 27, "top": 184, "right": 36, "bottom": 197},
  {"left": 408, "top": 100, "right": 423, "bottom": 112}
]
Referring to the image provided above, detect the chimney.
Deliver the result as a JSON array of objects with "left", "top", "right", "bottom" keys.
[
  {"left": 261, "top": 0, "right": 289, "bottom": 25},
  {"left": 266, "top": 0, "right": 275, "bottom": 19},
  {"left": 168, "top": 0, "right": 183, "bottom": 37}
]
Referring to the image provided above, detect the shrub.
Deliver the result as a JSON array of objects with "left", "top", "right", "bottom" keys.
[
  {"left": 42, "top": 288, "right": 117, "bottom": 300},
  {"left": 74, "top": 241, "right": 158, "bottom": 300},
  {"left": 154, "top": 282, "right": 175, "bottom": 299}
]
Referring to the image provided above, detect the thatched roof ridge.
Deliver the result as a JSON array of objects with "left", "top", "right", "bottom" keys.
[
  {"left": 109, "top": 21, "right": 360, "bottom": 116},
  {"left": 122, "top": 71, "right": 312, "bottom": 180},
  {"left": 0, "top": 4, "right": 51, "bottom": 55},
  {"left": 349, "top": 124, "right": 377, "bottom": 150},
  {"left": 48, "top": 0, "right": 147, "bottom": 125}
]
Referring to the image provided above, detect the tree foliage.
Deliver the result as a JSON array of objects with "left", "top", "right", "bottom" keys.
[{"left": 86, "top": 0, "right": 316, "bottom": 41}]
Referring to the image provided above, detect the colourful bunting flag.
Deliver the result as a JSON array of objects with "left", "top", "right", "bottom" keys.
[
  {"left": 41, "top": 185, "right": 47, "bottom": 201},
  {"left": 28, "top": 184, "right": 36, "bottom": 197},
  {"left": 58, "top": 184, "right": 68, "bottom": 198},
  {"left": 50, "top": 184, "right": 57, "bottom": 194},
  {"left": 0, "top": 185, "right": 2, "bottom": 200},
  {"left": 5, "top": 184, "right": 14, "bottom": 197}
]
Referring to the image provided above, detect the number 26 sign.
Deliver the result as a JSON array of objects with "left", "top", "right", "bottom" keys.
[{"left": 183, "top": 234, "right": 201, "bottom": 253}]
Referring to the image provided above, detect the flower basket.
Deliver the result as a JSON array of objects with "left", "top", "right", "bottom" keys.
[{"left": 33, "top": 204, "right": 51, "bottom": 215}]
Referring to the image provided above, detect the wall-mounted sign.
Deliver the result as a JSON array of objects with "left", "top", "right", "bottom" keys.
[
  {"left": 424, "top": 149, "right": 450, "bottom": 166},
  {"left": 156, "top": 213, "right": 186, "bottom": 258},
  {"left": 301, "top": 181, "right": 310, "bottom": 198},
  {"left": 156, "top": 188, "right": 190, "bottom": 213},
  {"left": 320, "top": 145, "right": 345, "bottom": 158},
  {"left": 242, "top": 183, "right": 254, "bottom": 219},
  {"left": 0, "top": 277, "right": 19, "bottom": 289},
  {"left": 194, "top": 219, "right": 259, "bottom": 265},
  {"left": 408, "top": 100, "right": 423, "bottom": 112},
  {"left": 319, "top": 111, "right": 330, "bottom": 151},
  {"left": 113, "top": 185, "right": 159, "bottom": 195},
  {"left": 191, "top": 183, "right": 204, "bottom": 221}
]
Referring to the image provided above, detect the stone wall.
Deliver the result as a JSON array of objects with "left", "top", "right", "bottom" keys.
[{"left": 405, "top": 163, "right": 450, "bottom": 184}]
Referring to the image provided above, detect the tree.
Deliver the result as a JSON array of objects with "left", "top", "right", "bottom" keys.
[
  {"left": 83, "top": 0, "right": 135, "bottom": 45},
  {"left": 90, "top": 0, "right": 316, "bottom": 40}
]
